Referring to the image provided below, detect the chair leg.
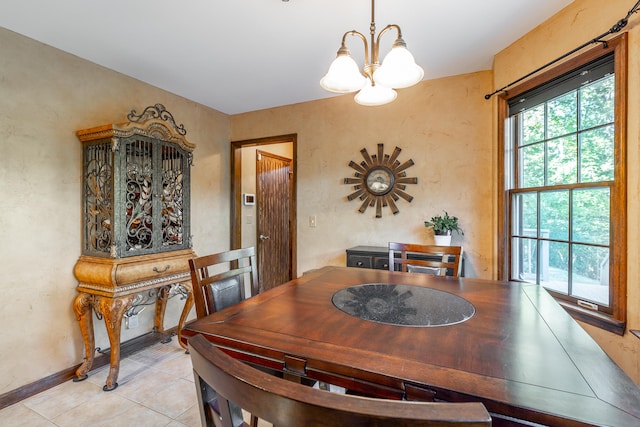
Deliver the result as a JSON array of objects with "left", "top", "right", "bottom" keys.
[{"left": 250, "top": 415, "right": 258, "bottom": 427}]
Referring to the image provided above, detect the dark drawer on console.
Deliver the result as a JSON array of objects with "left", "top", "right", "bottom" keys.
[
  {"left": 347, "top": 254, "right": 373, "bottom": 269},
  {"left": 346, "top": 245, "right": 463, "bottom": 276},
  {"left": 373, "top": 256, "right": 391, "bottom": 271}
]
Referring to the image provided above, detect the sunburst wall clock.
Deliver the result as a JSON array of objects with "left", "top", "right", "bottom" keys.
[{"left": 343, "top": 143, "right": 417, "bottom": 218}]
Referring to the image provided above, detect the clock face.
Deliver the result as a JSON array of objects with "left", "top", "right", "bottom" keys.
[
  {"left": 366, "top": 167, "right": 393, "bottom": 195},
  {"left": 343, "top": 144, "right": 417, "bottom": 218}
]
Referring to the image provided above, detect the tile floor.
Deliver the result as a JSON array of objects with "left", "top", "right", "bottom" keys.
[{"left": 1, "top": 338, "right": 202, "bottom": 427}]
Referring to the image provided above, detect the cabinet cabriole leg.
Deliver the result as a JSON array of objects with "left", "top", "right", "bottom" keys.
[{"left": 96, "top": 294, "right": 135, "bottom": 391}]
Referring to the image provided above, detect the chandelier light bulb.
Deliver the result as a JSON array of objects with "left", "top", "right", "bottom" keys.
[
  {"left": 320, "top": 53, "right": 366, "bottom": 93},
  {"left": 354, "top": 78, "right": 397, "bottom": 106},
  {"left": 373, "top": 43, "right": 424, "bottom": 89}
]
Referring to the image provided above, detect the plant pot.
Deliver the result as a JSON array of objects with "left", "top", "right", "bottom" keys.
[{"left": 434, "top": 234, "right": 452, "bottom": 246}]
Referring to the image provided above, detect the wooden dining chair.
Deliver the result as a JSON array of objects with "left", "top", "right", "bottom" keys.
[
  {"left": 188, "top": 247, "right": 260, "bottom": 320},
  {"left": 389, "top": 242, "right": 464, "bottom": 277},
  {"left": 188, "top": 334, "right": 491, "bottom": 427}
]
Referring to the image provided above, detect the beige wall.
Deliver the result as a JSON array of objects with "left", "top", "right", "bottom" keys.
[
  {"left": 231, "top": 71, "right": 495, "bottom": 278},
  {"left": 493, "top": 0, "right": 640, "bottom": 381},
  {"left": 0, "top": 27, "right": 232, "bottom": 396},
  {"left": 3, "top": 0, "right": 640, "bottom": 399}
]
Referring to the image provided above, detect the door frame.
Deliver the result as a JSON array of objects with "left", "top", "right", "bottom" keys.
[{"left": 230, "top": 134, "right": 297, "bottom": 279}]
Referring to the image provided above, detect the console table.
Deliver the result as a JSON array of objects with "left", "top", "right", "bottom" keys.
[
  {"left": 73, "top": 250, "right": 194, "bottom": 390},
  {"left": 346, "top": 245, "right": 464, "bottom": 276}
]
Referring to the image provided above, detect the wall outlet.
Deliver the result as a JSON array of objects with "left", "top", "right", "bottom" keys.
[{"left": 126, "top": 314, "right": 139, "bottom": 329}]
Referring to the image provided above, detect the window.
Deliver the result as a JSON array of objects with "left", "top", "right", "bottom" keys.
[{"left": 498, "top": 34, "right": 627, "bottom": 334}]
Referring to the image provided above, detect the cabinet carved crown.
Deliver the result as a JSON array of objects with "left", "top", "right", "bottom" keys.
[{"left": 77, "top": 104, "right": 196, "bottom": 259}]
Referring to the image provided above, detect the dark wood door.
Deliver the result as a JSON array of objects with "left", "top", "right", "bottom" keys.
[{"left": 256, "top": 150, "right": 292, "bottom": 291}]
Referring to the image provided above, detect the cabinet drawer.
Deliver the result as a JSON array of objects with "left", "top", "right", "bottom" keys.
[
  {"left": 74, "top": 249, "right": 194, "bottom": 290},
  {"left": 115, "top": 254, "right": 190, "bottom": 285},
  {"left": 347, "top": 255, "right": 372, "bottom": 269},
  {"left": 373, "top": 256, "right": 391, "bottom": 271}
]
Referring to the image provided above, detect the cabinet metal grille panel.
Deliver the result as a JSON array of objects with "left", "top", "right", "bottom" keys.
[
  {"left": 124, "top": 138, "right": 154, "bottom": 252},
  {"left": 83, "top": 141, "right": 114, "bottom": 256},
  {"left": 161, "top": 143, "right": 186, "bottom": 248}
]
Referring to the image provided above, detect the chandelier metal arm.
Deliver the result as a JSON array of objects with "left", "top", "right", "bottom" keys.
[
  {"left": 341, "top": 30, "right": 369, "bottom": 64},
  {"left": 341, "top": 30, "right": 371, "bottom": 77},
  {"left": 342, "top": 25, "right": 403, "bottom": 80},
  {"left": 374, "top": 24, "right": 401, "bottom": 65}
]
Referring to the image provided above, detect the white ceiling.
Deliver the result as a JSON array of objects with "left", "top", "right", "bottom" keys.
[{"left": 1, "top": 0, "right": 573, "bottom": 114}]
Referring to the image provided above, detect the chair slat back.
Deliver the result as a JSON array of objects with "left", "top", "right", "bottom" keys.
[
  {"left": 189, "top": 334, "right": 491, "bottom": 427},
  {"left": 189, "top": 247, "right": 260, "bottom": 319},
  {"left": 389, "top": 242, "right": 463, "bottom": 277}
]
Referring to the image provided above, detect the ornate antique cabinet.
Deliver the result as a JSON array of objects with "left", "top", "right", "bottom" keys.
[{"left": 72, "top": 105, "right": 195, "bottom": 390}]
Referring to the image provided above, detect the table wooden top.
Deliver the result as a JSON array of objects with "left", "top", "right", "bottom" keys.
[{"left": 181, "top": 266, "right": 640, "bottom": 426}]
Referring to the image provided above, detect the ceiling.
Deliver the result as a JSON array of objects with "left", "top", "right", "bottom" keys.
[{"left": 1, "top": 0, "right": 574, "bottom": 115}]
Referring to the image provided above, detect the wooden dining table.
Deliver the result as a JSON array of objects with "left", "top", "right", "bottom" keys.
[{"left": 180, "top": 266, "right": 640, "bottom": 426}]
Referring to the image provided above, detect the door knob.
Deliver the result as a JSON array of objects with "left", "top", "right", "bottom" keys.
[{"left": 259, "top": 234, "right": 270, "bottom": 241}]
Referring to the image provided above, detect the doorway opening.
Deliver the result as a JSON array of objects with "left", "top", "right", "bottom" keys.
[{"left": 230, "top": 134, "right": 297, "bottom": 290}]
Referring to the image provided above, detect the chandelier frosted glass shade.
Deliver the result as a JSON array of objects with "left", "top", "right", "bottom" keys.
[
  {"left": 354, "top": 78, "right": 397, "bottom": 106},
  {"left": 373, "top": 44, "right": 424, "bottom": 89},
  {"left": 320, "top": 54, "right": 367, "bottom": 93}
]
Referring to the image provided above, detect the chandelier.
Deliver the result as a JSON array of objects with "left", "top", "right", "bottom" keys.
[{"left": 320, "top": 0, "right": 424, "bottom": 106}]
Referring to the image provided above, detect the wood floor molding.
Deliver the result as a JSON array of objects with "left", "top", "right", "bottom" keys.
[{"left": 0, "top": 330, "right": 176, "bottom": 411}]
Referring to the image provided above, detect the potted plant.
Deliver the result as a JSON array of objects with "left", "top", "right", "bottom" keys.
[{"left": 424, "top": 211, "right": 463, "bottom": 245}]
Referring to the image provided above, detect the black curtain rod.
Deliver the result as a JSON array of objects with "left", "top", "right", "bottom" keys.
[{"left": 484, "top": 0, "right": 640, "bottom": 100}]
